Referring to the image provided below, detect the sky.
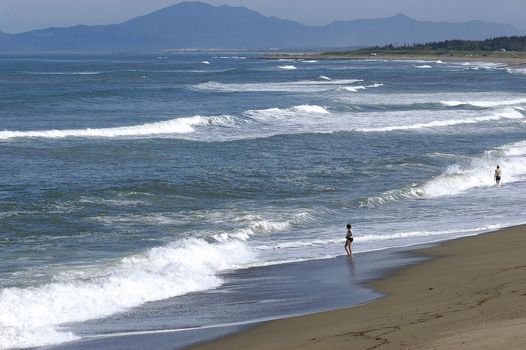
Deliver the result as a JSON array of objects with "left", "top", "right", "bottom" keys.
[{"left": 0, "top": 0, "right": 524, "bottom": 34}]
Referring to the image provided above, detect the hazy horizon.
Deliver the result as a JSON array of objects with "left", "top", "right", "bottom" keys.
[{"left": 0, "top": 0, "right": 525, "bottom": 34}]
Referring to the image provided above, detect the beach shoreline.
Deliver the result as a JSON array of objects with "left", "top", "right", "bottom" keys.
[
  {"left": 188, "top": 224, "right": 526, "bottom": 350},
  {"left": 265, "top": 51, "right": 526, "bottom": 67}
]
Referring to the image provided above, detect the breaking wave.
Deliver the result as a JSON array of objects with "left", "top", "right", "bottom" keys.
[
  {"left": 191, "top": 79, "right": 364, "bottom": 92},
  {"left": 361, "top": 138, "right": 526, "bottom": 207},
  {"left": 358, "top": 108, "right": 523, "bottom": 133},
  {"left": 2, "top": 105, "right": 522, "bottom": 142},
  {"left": 0, "top": 239, "right": 256, "bottom": 349},
  {"left": 440, "top": 98, "right": 526, "bottom": 108},
  {"left": 0, "top": 116, "right": 236, "bottom": 140},
  {"left": 244, "top": 104, "right": 330, "bottom": 122},
  {"left": 340, "top": 83, "right": 384, "bottom": 92}
]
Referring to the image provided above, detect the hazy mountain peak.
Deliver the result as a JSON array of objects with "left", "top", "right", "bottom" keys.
[{"left": 0, "top": 3, "right": 523, "bottom": 50}]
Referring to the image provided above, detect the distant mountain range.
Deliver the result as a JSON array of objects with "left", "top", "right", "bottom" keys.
[{"left": 0, "top": 1, "right": 523, "bottom": 50}]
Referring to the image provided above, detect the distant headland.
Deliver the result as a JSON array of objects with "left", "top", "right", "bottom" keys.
[{"left": 267, "top": 36, "right": 526, "bottom": 67}]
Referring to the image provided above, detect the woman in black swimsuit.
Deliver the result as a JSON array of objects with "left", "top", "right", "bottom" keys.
[{"left": 345, "top": 223, "right": 353, "bottom": 256}]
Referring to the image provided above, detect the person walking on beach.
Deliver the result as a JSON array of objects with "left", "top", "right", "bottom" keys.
[
  {"left": 494, "top": 165, "right": 502, "bottom": 187},
  {"left": 345, "top": 224, "right": 353, "bottom": 256}
]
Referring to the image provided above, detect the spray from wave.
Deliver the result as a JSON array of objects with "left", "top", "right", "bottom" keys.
[{"left": 0, "top": 239, "right": 256, "bottom": 349}]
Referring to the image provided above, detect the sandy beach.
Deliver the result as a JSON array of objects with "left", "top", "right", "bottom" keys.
[
  {"left": 189, "top": 225, "right": 526, "bottom": 350},
  {"left": 267, "top": 52, "right": 526, "bottom": 67}
]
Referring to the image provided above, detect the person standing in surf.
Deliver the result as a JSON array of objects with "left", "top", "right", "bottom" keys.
[
  {"left": 345, "top": 224, "right": 353, "bottom": 256},
  {"left": 494, "top": 165, "right": 502, "bottom": 187}
]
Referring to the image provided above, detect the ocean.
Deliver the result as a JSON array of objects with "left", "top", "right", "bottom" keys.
[{"left": 1, "top": 52, "right": 526, "bottom": 350}]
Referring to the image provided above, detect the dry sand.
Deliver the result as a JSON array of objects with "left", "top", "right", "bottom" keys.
[{"left": 189, "top": 225, "right": 526, "bottom": 350}]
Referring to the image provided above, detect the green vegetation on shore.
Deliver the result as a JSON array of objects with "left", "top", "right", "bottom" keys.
[{"left": 323, "top": 36, "right": 526, "bottom": 59}]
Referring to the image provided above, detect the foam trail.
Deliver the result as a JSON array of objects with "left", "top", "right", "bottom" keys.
[
  {"left": 341, "top": 86, "right": 366, "bottom": 92},
  {"left": 260, "top": 224, "right": 502, "bottom": 250},
  {"left": 340, "top": 83, "right": 383, "bottom": 92},
  {"left": 0, "top": 116, "right": 235, "bottom": 140},
  {"left": 415, "top": 65, "right": 433, "bottom": 69},
  {"left": 27, "top": 71, "right": 104, "bottom": 75},
  {"left": 358, "top": 224, "right": 503, "bottom": 242},
  {"left": 507, "top": 67, "right": 526, "bottom": 75},
  {"left": 278, "top": 65, "right": 297, "bottom": 70},
  {"left": 459, "top": 61, "right": 507, "bottom": 69},
  {"left": 0, "top": 239, "right": 256, "bottom": 349},
  {"left": 440, "top": 98, "right": 526, "bottom": 108},
  {"left": 191, "top": 79, "right": 363, "bottom": 92},
  {"left": 358, "top": 108, "right": 523, "bottom": 132}
]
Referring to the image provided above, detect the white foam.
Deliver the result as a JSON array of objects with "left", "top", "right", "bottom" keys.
[
  {"left": 191, "top": 79, "right": 363, "bottom": 92},
  {"left": 358, "top": 225, "right": 503, "bottom": 242},
  {"left": 440, "top": 98, "right": 526, "bottom": 108},
  {"left": 456, "top": 61, "right": 507, "bottom": 69},
  {"left": 278, "top": 65, "right": 297, "bottom": 70},
  {"left": 0, "top": 239, "right": 256, "bottom": 349},
  {"left": 0, "top": 115, "right": 236, "bottom": 140},
  {"left": 244, "top": 104, "right": 330, "bottom": 122},
  {"left": 415, "top": 65, "right": 433, "bottom": 69},
  {"left": 340, "top": 83, "right": 383, "bottom": 92},
  {"left": 341, "top": 86, "right": 366, "bottom": 92},
  {"left": 292, "top": 105, "right": 330, "bottom": 114},
  {"left": 507, "top": 67, "right": 526, "bottom": 75},
  {"left": 318, "top": 75, "right": 331, "bottom": 81},
  {"left": 200, "top": 61, "right": 210, "bottom": 65},
  {"left": 358, "top": 108, "right": 523, "bottom": 132},
  {"left": 28, "top": 71, "right": 103, "bottom": 75}
]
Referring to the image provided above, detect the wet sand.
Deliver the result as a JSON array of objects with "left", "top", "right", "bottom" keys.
[{"left": 188, "top": 225, "right": 526, "bottom": 350}]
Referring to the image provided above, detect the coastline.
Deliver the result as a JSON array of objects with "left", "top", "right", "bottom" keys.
[
  {"left": 266, "top": 51, "right": 526, "bottom": 67},
  {"left": 188, "top": 224, "right": 526, "bottom": 350}
]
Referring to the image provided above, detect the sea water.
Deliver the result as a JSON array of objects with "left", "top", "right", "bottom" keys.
[{"left": 1, "top": 52, "right": 526, "bottom": 349}]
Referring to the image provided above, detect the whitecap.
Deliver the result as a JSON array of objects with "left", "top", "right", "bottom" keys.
[
  {"left": 278, "top": 65, "right": 297, "bottom": 70},
  {"left": 0, "top": 239, "right": 256, "bottom": 349},
  {"left": 0, "top": 116, "right": 236, "bottom": 140}
]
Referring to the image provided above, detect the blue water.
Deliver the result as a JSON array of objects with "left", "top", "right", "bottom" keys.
[{"left": 1, "top": 52, "right": 526, "bottom": 349}]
